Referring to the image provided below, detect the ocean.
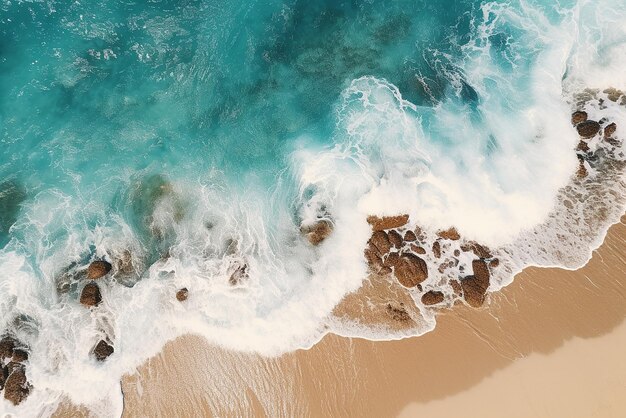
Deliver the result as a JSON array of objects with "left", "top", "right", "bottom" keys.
[{"left": 1, "top": 0, "right": 625, "bottom": 415}]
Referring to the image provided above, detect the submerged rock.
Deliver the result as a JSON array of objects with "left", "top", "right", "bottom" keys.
[
  {"left": 388, "top": 253, "right": 428, "bottom": 288},
  {"left": 421, "top": 290, "right": 445, "bottom": 306},
  {"left": 571, "top": 110, "right": 588, "bottom": 125},
  {"left": 603, "top": 87, "right": 624, "bottom": 102},
  {"left": 386, "top": 303, "right": 411, "bottom": 321},
  {"left": 176, "top": 288, "right": 189, "bottom": 302},
  {"left": 366, "top": 214, "right": 409, "bottom": 231},
  {"left": 11, "top": 349, "right": 28, "bottom": 363},
  {"left": 92, "top": 340, "right": 114, "bottom": 361},
  {"left": 87, "top": 260, "right": 112, "bottom": 280},
  {"left": 3, "top": 366, "right": 30, "bottom": 405},
  {"left": 228, "top": 264, "right": 249, "bottom": 285},
  {"left": 301, "top": 220, "right": 333, "bottom": 246},
  {"left": 576, "top": 120, "right": 601, "bottom": 138},
  {"left": 80, "top": 283, "right": 102, "bottom": 307},
  {"left": 432, "top": 241, "right": 441, "bottom": 259}
]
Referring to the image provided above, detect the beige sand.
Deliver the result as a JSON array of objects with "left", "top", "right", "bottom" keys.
[{"left": 58, "top": 215, "right": 626, "bottom": 417}]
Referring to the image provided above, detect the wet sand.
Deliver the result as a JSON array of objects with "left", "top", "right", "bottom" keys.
[{"left": 60, "top": 215, "right": 626, "bottom": 417}]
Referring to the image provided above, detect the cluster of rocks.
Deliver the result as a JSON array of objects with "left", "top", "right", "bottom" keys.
[
  {"left": 0, "top": 336, "right": 32, "bottom": 405},
  {"left": 74, "top": 260, "right": 116, "bottom": 362},
  {"left": 363, "top": 215, "right": 499, "bottom": 311},
  {"left": 572, "top": 88, "right": 622, "bottom": 178}
]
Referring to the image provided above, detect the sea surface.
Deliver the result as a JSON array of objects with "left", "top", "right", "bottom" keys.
[{"left": 1, "top": 0, "right": 625, "bottom": 415}]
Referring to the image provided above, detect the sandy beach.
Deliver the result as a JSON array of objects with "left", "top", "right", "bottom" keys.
[{"left": 81, "top": 214, "right": 626, "bottom": 418}]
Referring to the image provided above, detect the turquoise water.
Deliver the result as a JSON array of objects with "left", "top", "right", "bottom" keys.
[
  {"left": 0, "top": 0, "right": 502, "bottom": 246},
  {"left": 1, "top": 0, "right": 626, "bottom": 413}
]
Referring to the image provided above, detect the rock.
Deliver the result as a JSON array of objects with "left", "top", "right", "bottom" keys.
[
  {"left": 489, "top": 258, "right": 500, "bottom": 268},
  {"left": 230, "top": 264, "right": 249, "bottom": 285},
  {"left": 12, "top": 349, "right": 28, "bottom": 363},
  {"left": 115, "top": 250, "right": 135, "bottom": 276},
  {"left": 388, "top": 253, "right": 428, "bottom": 288},
  {"left": 80, "top": 282, "right": 102, "bottom": 307},
  {"left": 386, "top": 304, "right": 411, "bottom": 321},
  {"left": 364, "top": 247, "right": 392, "bottom": 275},
  {"left": 472, "top": 259, "right": 490, "bottom": 283},
  {"left": 437, "top": 227, "right": 460, "bottom": 241},
  {"left": 604, "top": 87, "right": 624, "bottom": 102},
  {"left": 92, "top": 340, "right": 114, "bottom": 361},
  {"left": 0, "top": 336, "right": 16, "bottom": 359},
  {"left": 460, "top": 260, "right": 491, "bottom": 308},
  {"left": 87, "top": 260, "right": 112, "bottom": 280},
  {"left": 460, "top": 242, "right": 491, "bottom": 258},
  {"left": 369, "top": 231, "right": 392, "bottom": 256},
  {"left": 403, "top": 230, "right": 417, "bottom": 242},
  {"left": 301, "top": 220, "right": 333, "bottom": 246},
  {"left": 421, "top": 291, "right": 445, "bottom": 306},
  {"left": 411, "top": 244, "right": 426, "bottom": 254},
  {"left": 604, "top": 122, "right": 617, "bottom": 138},
  {"left": 577, "top": 161, "right": 588, "bottom": 178},
  {"left": 3, "top": 367, "right": 30, "bottom": 405},
  {"left": 571, "top": 111, "right": 588, "bottom": 125},
  {"left": 366, "top": 215, "right": 409, "bottom": 231},
  {"left": 450, "top": 280, "right": 462, "bottom": 296},
  {"left": 576, "top": 120, "right": 601, "bottom": 138},
  {"left": 432, "top": 241, "right": 441, "bottom": 259},
  {"left": 453, "top": 249, "right": 460, "bottom": 257},
  {"left": 388, "top": 230, "right": 403, "bottom": 249},
  {"left": 576, "top": 140, "right": 590, "bottom": 153},
  {"left": 176, "top": 288, "right": 188, "bottom": 302}
]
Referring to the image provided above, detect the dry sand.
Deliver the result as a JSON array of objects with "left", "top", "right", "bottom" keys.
[{"left": 57, "top": 215, "right": 626, "bottom": 417}]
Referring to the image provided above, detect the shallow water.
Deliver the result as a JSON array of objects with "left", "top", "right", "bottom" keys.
[{"left": 1, "top": 0, "right": 625, "bottom": 415}]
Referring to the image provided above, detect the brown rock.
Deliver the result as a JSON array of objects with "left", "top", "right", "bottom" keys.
[
  {"left": 302, "top": 220, "right": 333, "bottom": 245},
  {"left": 388, "top": 230, "right": 403, "bottom": 249},
  {"left": 577, "top": 161, "right": 588, "bottom": 178},
  {"left": 369, "top": 231, "right": 392, "bottom": 256},
  {"left": 489, "top": 258, "right": 500, "bottom": 268},
  {"left": 404, "top": 230, "right": 417, "bottom": 242},
  {"left": 453, "top": 249, "right": 460, "bottom": 257},
  {"left": 460, "top": 260, "right": 491, "bottom": 308},
  {"left": 12, "top": 349, "right": 28, "bottom": 363},
  {"left": 3, "top": 367, "right": 30, "bottom": 405},
  {"left": 386, "top": 304, "right": 411, "bottom": 321},
  {"left": 388, "top": 253, "right": 428, "bottom": 288},
  {"left": 176, "top": 287, "right": 188, "bottom": 302},
  {"left": 92, "top": 340, "right": 114, "bottom": 361},
  {"left": 468, "top": 242, "right": 492, "bottom": 259},
  {"left": 437, "top": 227, "right": 461, "bottom": 240},
  {"left": 411, "top": 245, "right": 426, "bottom": 254},
  {"left": 604, "top": 122, "right": 617, "bottom": 138},
  {"left": 472, "top": 259, "right": 490, "bottom": 284},
  {"left": 80, "top": 282, "right": 102, "bottom": 307},
  {"left": 576, "top": 120, "right": 601, "bottom": 138},
  {"left": 87, "top": 260, "right": 112, "bottom": 280},
  {"left": 367, "top": 215, "right": 409, "bottom": 231},
  {"left": 576, "top": 140, "right": 590, "bottom": 153},
  {"left": 0, "top": 336, "right": 16, "bottom": 359},
  {"left": 432, "top": 241, "right": 441, "bottom": 258},
  {"left": 571, "top": 111, "right": 588, "bottom": 125},
  {"left": 421, "top": 291, "right": 445, "bottom": 306},
  {"left": 450, "top": 280, "right": 462, "bottom": 296}
]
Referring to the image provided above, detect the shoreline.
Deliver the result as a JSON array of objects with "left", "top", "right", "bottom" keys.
[{"left": 110, "top": 214, "right": 626, "bottom": 417}]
